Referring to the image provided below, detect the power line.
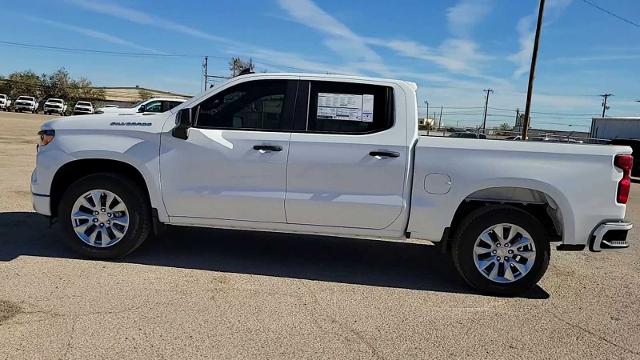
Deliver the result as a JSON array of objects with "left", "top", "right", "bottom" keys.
[
  {"left": 0, "top": 40, "right": 209, "bottom": 58},
  {"left": 0, "top": 40, "right": 313, "bottom": 73},
  {"left": 488, "top": 107, "right": 600, "bottom": 117},
  {"left": 580, "top": 0, "right": 640, "bottom": 28}
]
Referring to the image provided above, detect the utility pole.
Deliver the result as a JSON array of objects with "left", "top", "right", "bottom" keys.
[
  {"left": 424, "top": 99, "right": 429, "bottom": 134},
  {"left": 522, "top": 0, "right": 546, "bottom": 140},
  {"left": 481, "top": 89, "right": 493, "bottom": 133},
  {"left": 424, "top": 99, "right": 429, "bottom": 121},
  {"left": 439, "top": 106, "right": 443, "bottom": 132},
  {"left": 600, "top": 93, "right": 613, "bottom": 117},
  {"left": 202, "top": 56, "right": 209, "bottom": 92}
]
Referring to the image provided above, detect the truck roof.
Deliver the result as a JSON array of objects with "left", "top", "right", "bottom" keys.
[
  {"left": 245, "top": 72, "right": 418, "bottom": 89},
  {"left": 178, "top": 72, "right": 418, "bottom": 112}
]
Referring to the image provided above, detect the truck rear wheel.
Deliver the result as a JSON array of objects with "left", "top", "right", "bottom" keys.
[
  {"left": 452, "top": 206, "right": 550, "bottom": 296},
  {"left": 58, "top": 173, "right": 152, "bottom": 259}
]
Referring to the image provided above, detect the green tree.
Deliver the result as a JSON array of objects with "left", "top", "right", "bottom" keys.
[
  {"left": 6, "top": 70, "right": 42, "bottom": 99},
  {"left": 228, "top": 57, "right": 255, "bottom": 77},
  {"left": 498, "top": 122, "right": 512, "bottom": 131},
  {"left": 1, "top": 68, "right": 105, "bottom": 110},
  {"left": 0, "top": 75, "right": 8, "bottom": 95}
]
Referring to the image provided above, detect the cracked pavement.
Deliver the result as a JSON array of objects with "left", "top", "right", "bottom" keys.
[{"left": 1, "top": 112, "right": 639, "bottom": 359}]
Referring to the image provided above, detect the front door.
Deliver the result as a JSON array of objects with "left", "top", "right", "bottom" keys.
[{"left": 160, "top": 79, "right": 297, "bottom": 223}]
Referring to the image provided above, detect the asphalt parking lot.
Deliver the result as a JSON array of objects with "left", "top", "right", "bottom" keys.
[{"left": 1, "top": 111, "right": 639, "bottom": 359}]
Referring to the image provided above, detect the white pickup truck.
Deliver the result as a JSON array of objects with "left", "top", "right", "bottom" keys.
[
  {"left": 95, "top": 98, "right": 186, "bottom": 115},
  {"left": 0, "top": 94, "right": 11, "bottom": 111},
  {"left": 14, "top": 96, "right": 39, "bottom": 113},
  {"left": 43, "top": 98, "right": 68, "bottom": 115},
  {"left": 31, "top": 73, "right": 633, "bottom": 295}
]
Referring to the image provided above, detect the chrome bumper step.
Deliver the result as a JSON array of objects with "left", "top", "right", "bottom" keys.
[{"left": 590, "top": 222, "right": 632, "bottom": 252}]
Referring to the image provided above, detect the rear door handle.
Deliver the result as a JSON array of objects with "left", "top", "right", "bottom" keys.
[
  {"left": 369, "top": 151, "right": 400, "bottom": 158},
  {"left": 253, "top": 145, "right": 282, "bottom": 152}
]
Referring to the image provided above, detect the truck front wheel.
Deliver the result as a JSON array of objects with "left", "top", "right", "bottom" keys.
[
  {"left": 58, "top": 173, "right": 152, "bottom": 259},
  {"left": 452, "top": 206, "right": 550, "bottom": 296}
]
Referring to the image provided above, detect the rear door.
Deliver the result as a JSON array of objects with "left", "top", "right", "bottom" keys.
[
  {"left": 160, "top": 79, "right": 297, "bottom": 223},
  {"left": 285, "top": 80, "right": 409, "bottom": 229}
]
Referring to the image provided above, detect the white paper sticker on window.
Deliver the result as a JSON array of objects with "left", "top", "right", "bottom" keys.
[{"left": 317, "top": 93, "right": 374, "bottom": 122}]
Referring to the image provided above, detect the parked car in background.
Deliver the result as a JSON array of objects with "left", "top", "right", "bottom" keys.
[
  {"left": 95, "top": 98, "right": 186, "bottom": 115},
  {"left": 530, "top": 136, "right": 582, "bottom": 143},
  {"left": 449, "top": 131, "right": 487, "bottom": 139},
  {"left": 43, "top": 98, "right": 68, "bottom": 115},
  {"left": 14, "top": 96, "right": 39, "bottom": 113},
  {"left": 0, "top": 94, "right": 10, "bottom": 111},
  {"left": 31, "top": 73, "right": 634, "bottom": 296},
  {"left": 504, "top": 135, "right": 522, "bottom": 140},
  {"left": 73, "top": 101, "right": 94, "bottom": 115}
]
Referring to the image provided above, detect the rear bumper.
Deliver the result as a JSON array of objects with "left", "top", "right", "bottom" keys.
[{"left": 589, "top": 221, "right": 632, "bottom": 252}]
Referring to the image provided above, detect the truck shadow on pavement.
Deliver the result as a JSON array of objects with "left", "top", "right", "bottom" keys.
[{"left": 0, "top": 212, "right": 549, "bottom": 299}]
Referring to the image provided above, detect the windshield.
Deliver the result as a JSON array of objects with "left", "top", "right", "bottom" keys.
[
  {"left": 18, "top": 96, "right": 34, "bottom": 101},
  {"left": 0, "top": 95, "right": 6, "bottom": 99},
  {"left": 76, "top": 102, "right": 91, "bottom": 106},
  {"left": 128, "top": 100, "right": 148, "bottom": 109},
  {"left": 48, "top": 99, "right": 63, "bottom": 103}
]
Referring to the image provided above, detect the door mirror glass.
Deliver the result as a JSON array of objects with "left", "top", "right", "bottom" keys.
[
  {"left": 137, "top": 104, "right": 146, "bottom": 113},
  {"left": 172, "top": 108, "right": 192, "bottom": 139}
]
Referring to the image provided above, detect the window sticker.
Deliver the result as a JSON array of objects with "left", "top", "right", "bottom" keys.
[{"left": 317, "top": 93, "right": 374, "bottom": 122}]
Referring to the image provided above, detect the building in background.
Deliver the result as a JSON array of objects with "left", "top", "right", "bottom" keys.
[
  {"left": 418, "top": 117, "right": 435, "bottom": 129},
  {"left": 590, "top": 117, "right": 640, "bottom": 140},
  {"left": 98, "top": 86, "right": 191, "bottom": 107}
]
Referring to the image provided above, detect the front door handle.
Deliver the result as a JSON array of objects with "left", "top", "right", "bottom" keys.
[
  {"left": 369, "top": 151, "right": 400, "bottom": 158},
  {"left": 253, "top": 145, "right": 282, "bottom": 152}
]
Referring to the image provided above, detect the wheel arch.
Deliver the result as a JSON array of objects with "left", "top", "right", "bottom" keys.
[
  {"left": 443, "top": 185, "right": 571, "bottom": 252},
  {"left": 50, "top": 158, "right": 153, "bottom": 218}
]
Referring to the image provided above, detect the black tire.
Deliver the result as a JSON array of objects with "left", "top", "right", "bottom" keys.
[
  {"left": 452, "top": 206, "right": 550, "bottom": 296},
  {"left": 58, "top": 173, "right": 152, "bottom": 259}
]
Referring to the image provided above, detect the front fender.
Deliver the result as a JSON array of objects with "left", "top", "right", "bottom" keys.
[{"left": 32, "top": 131, "right": 167, "bottom": 222}]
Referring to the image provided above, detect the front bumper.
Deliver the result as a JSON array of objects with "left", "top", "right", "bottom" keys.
[
  {"left": 15, "top": 104, "right": 34, "bottom": 110},
  {"left": 590, "top": 222, "right": 632, "bottom": 252},
  {"left": 32, "top": 193, "right": 51, "bottom": 216}
]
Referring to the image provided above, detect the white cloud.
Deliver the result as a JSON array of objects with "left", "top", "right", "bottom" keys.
[
  {"left": 65, "top": 0, "right": 230, "bottom": 44},
  {"left": 275, "top": 0, "right": 392, "bottom": 77},
  {"left": 508, "top": 0, "right": 574, "bottom": 78},
  {"left": 277, "top": 0, "right": 496, "bottom": 78},
  {"left": 23, "top": 15, "right": 162, "bottom": 54},
  {"left": 65, "top": 0, "right": 369, "bottom": 76},
  {"left": 509, "top": 15, "right": 536, "bottom": 78},
  {"left": 447, "top": 0, "right": 494, "bottom": 37}
]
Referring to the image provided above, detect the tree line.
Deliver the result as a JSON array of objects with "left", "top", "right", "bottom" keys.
[{"left": 0, "top": 68, "right": 106, "bottom": 104}]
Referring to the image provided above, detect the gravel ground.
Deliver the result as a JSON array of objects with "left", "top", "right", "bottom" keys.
[{"left": 0, "top": 111, "right": 639, "bottom": 359}]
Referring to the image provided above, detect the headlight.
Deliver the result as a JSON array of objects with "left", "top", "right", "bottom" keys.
[{"left": 38, "top": 129, "right": 55, "bottom": 146}]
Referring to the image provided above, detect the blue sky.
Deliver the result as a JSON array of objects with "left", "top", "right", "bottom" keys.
[{"left": 0, "top": 0, "right": 638, "bottom": 130}]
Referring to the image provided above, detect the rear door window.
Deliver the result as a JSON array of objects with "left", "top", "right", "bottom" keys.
[{"left": 302, "top": 81, "right": 394, "bottom": 134}]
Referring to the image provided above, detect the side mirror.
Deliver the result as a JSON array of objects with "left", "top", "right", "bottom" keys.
[
  {"left": 172, "top": 108, "right": 192, "bottom": 140},
  {"left": 137, "top": 104, "right": 146, "bottom": 113}
]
